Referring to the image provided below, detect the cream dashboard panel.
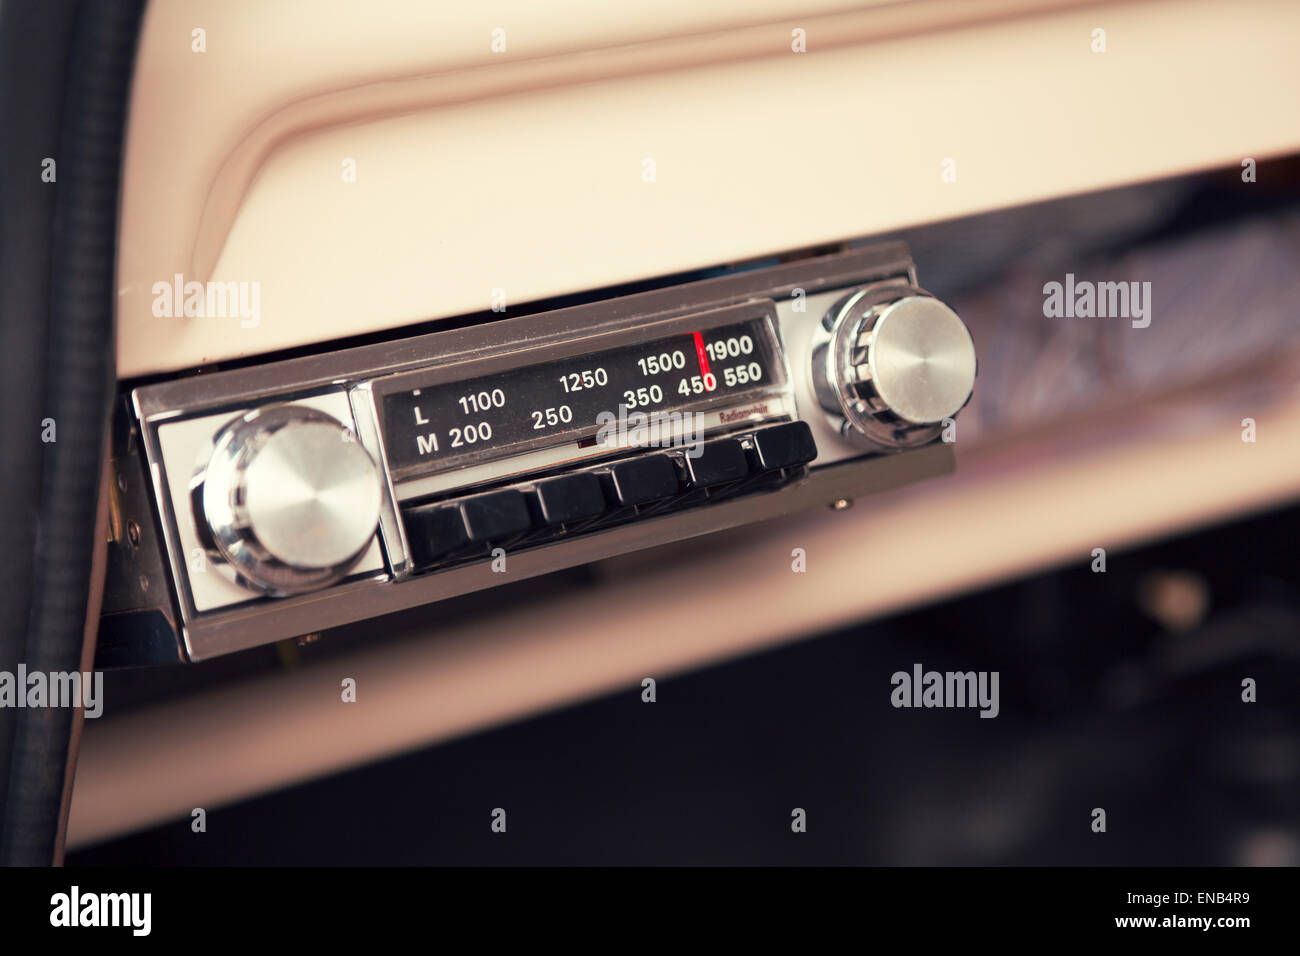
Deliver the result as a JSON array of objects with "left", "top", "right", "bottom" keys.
[
  {"left": 117, "top": 0, "right": 1300, "bottom": 378},
  {"left": 78, "top": 0, "right": 1300, "bottom": 848}
]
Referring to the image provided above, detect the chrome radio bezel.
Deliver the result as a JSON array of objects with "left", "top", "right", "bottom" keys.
[{"left": 101, "top": 242, "right": 954, "bottom": 665}]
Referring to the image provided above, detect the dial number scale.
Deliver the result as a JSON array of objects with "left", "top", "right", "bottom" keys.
[{"left": 380, "top": 317, "right": 782, "bottom": 476}]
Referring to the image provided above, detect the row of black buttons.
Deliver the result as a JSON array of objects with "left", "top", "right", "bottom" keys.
[{"left": 402, "top": 421, "right": 818, "bottom": 569}]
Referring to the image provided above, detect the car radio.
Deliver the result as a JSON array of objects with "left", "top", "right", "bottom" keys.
[{"left": 99, "top": 242, "right": 976, "bottom": 664}]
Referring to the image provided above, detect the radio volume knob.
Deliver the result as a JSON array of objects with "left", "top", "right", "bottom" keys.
[
  {"left": 811, "top": 286, "right": 976, "bottom": 451},
  {"left": 199, "top": 404, "right": 382, "bottom": 595}
]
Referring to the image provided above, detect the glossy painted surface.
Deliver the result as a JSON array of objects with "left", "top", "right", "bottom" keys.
[{"left": 116, "top": 0, "right": 1300, "bottom": 376}]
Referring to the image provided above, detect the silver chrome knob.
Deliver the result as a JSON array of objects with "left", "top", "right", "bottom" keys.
[
  {"left": 811, "top": 284, "right": 976, "bottom": 451},
  {"left": 198, "top": 404, "right": 382, "bottom": 595}
]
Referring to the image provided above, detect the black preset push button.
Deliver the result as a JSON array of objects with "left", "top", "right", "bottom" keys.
[
  {"left": 459, "top": 490, "right": 532, "bottom": 542},
  {"left": 747, "top": 421, "right": 818, "bottom": 471},
  {"left": 403, "top": 503, "right": 469, "bottom": 566},
  {"left": 601, "top": 455, "right": 679, "bottom": 506},
  {"left": 532, "top": 473, "right": 606, "bottom": 525},
  {"left": 681, "top": 438, "right": 749, "bottom": 487}
]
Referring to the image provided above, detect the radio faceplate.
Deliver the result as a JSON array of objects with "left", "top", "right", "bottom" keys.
[
  {"left": 99, "top": 243, "right": 974, "bottom": 664},
  {"left": 376, "top": 305, "right": 788, "bottom": 482},
  {"left": 370, "top": 302, "right": 794, "bottom": 515}
]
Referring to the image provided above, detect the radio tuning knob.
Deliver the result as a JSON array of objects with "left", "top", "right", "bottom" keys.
[
  {"left": 811, "top": 285, "right": 976, "bottom": 451},
  {"left": 198, "top": 404, "right": 382, "bottom": 595}
]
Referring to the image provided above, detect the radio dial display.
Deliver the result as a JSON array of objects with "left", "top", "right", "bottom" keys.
[{"left": 381, "top": 317, "right": 782, "bottom": 476}]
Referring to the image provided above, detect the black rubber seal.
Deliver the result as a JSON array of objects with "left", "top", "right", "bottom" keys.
[{"left": 0, "top": 0, "right": 144, "bottom": 865}]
